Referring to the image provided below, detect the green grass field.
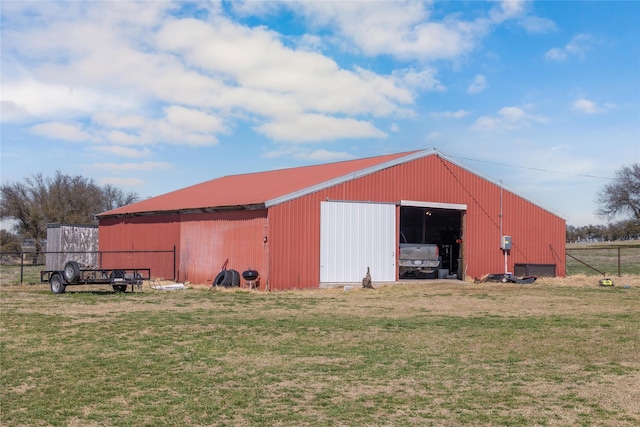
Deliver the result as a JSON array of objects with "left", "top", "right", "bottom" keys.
[
  {"left": 566, "top": 242, "right": 640, "bottom": 276},
  {"left": 1, "top": 281, "right": 639, "bottom": 426}
]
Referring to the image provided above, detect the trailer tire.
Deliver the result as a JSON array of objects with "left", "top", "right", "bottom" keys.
[
  {"left": 63, "top": 261, "right": 80, "bottom": 283},
  {"left": 213, "top": 270, "right": 233, "bottom": 287},
  {"left": 229, "top": 269, "right": 240, "bottom": 287},
  {"left": 50, "top": 274, "right": 66, "bottom": 294},
  {"left": 113, "top": 284, "right": 127, "bottom": 293},
  {"left": 110, "top": 270, "right": 125, "bottom": 279}
]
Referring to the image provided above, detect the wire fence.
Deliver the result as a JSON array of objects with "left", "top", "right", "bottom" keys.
[
  {"left": 2, "top": 245, "right": 638, "bottom": 285},
  {"left": 565, "top": 244, "right": 640, "bottom": 277},
  {"left": 0, "top": 249, "right": 176, "bottom": 285}
]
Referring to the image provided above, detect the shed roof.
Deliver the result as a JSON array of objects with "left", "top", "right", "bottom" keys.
[{"left": 98, "top": 149, "right": 422, "bottom": 217}]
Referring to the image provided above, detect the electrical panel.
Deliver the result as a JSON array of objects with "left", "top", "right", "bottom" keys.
[{"left": 501, "top": 235, "right": 512, "bottom": 250}]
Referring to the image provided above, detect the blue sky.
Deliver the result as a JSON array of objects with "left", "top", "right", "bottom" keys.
[{"left": 1, "top": 0, "right": 638, "bottom": 227}]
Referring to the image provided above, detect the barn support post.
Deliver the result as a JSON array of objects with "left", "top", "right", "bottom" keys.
[{"left": 173, "top": 245, "right": 177, "bottom": 281}]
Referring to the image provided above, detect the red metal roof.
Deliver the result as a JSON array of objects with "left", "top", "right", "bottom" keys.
[{"left": 98, "top": 150, "right": 420, "bottom": 217}]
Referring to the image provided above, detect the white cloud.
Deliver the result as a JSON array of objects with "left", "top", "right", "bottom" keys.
[
  {"left": 256, "top": 114, "right": 387, "bottom": 143},
  {"left": 91, "top": 145, "right": 152, "bottom": 159},
  {"left": 164, "top": 106, "right": 226, "bottom": 134},
  {"left": 29, "top": 122, "right": 92, "bottom": 142},
  {"left": 471, "top": 106, "right": 548, "bottom": 131},
  {"left": 0, "top": 1, "right": 557, "bottom": 158},
  {"left": 280, "top": 1, "right": 524, "bottom": 61},
  {"left": 156, "top": 17, "right": 422, "bottom": 119},
  {"left": 520, "top": 16, "right": 557, "bottom": 34},
  {"left": 104, "top": 130, "right": 145, "bottom": 146},
  {"left": 429, "top": 110, "right": 470, "bottom": 119},
  {"left": 393, "top": 68, "right": 444, "bottom": 92},
  {"left": 294, "top": 149, "right": 356, "bottom": 162},
  {"left": 1, "top": 80, "right": 137, "bottom": 123},
  {"left": 92, "top": 112, "right": 147, "bottom": 129},
  {"left": 571, "top": 98, "right": 616, "bottom": 115},
  {"left": 467, "top": 75, "right": 487, "bottom": 94},
  {"left": 489, "top": 0, "right": 527, "bottom": 23},
  {"left": 545, "top": 34, "right": 592, "bottom": 61}
]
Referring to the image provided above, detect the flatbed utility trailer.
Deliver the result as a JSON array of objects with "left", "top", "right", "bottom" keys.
[{"left": 41, "top": 261, "right": 150, "bottom": 294}]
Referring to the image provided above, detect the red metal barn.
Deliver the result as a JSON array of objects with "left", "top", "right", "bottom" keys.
[{"left": 97, "top": 149, "right": 566, "bottom": 289}]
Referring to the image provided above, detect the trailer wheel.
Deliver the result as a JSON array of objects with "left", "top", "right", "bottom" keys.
[
  {"left": 112, "top": 284, "right": 127, "bottom": 293},
  {"left": 63, "top": 261, "right": 80, "bottom": 283},
  {"left": 50, "top": 274, "right": 66, "bottom": 294}
]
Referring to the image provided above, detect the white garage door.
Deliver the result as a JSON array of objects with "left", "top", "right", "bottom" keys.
[{"left": 320, "top": 201, "right": 396, "bottom": 283}]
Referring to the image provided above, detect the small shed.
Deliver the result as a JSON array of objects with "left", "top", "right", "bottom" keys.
[
  {"left": 46, "top": 223, "right": 99, "bottom": 270},
  {"left": 97, "top": 149, "right": 566, "bottom": 289}
]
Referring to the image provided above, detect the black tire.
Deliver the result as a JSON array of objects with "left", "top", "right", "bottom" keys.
[
  {"left": 229, "top": 269, "right": 240, "bottom": 287},
  {"left": 50, "top": 274, "right": 66, "bottom": 294},
  {"left": 213, "top": 270, "right": 233, "bottom": 287},
  {"left": 110, "top": 270, "right": 126, "bottom": 280},
  {"left": 112, "top": 284, "right": 127, "bottom": 293},
  {"left": 63, "top": 261, "right": 80, "bottom": 283}
]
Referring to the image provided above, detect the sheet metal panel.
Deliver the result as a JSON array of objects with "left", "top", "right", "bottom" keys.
[
  {"left": 98, "top": 215, "right": 180, "bottom": 280},
  {"left": 320, "top": 201, "right": 395, "bottom": 283},
  {"left": 269, "top": 154, "right": 565, "bottom": 288},
  {"left": 179, "top": 210, "right": 268, "bottom": 286}
]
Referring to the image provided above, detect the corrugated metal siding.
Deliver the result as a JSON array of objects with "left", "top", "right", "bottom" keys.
[
  {"left": 269, "top": 155, "right": 565, "bottom": 288},
  {"left": 179, "top": 210, "right": 268, "bottom": 286},
  {"left": 98, "top": 215, "right": 180, "bottom": 280},
  {"left": 269, "top": 193, "right": 322, "bottom": 290}
]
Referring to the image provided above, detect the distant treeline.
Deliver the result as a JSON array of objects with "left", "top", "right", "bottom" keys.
[{"left": 567, "top": 219, "right": 640, "bottom": 243}]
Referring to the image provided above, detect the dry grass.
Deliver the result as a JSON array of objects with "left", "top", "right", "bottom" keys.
[{"left": 2, "top": 277, "right": 639, "bottom": 426}]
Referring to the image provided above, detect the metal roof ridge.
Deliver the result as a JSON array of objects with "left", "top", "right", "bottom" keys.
[{"left": 265, "top": 148, "right": 436, "bottom": 207}]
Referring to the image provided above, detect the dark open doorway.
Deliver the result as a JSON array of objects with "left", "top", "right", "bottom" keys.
[{"left": 399, "top": 205, "right": 464, "bottom": 279}]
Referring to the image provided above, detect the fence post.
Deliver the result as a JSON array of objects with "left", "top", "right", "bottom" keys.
[
  {"left": 20, "top": 252, "right": 24, "bottom": 284},
  {"left": 618, "top": 247, "right": 621, "bottom": 277}
]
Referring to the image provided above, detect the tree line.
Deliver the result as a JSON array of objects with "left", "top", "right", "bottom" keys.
[
  {"left": 566, "top": 220, "right": 640, "bottom": 243},
  {"left": 1, "top": 171, "right": 139, "bottom": 253}
]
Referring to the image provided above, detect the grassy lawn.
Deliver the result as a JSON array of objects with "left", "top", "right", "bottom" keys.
[
  {"left": 0, "top": 263, "right": 44, "bottom": 286},
  {"left": 1, "top": 279, "right": 639, "bottom": 426}
]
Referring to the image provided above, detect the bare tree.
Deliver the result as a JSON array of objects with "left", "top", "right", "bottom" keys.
[
  {"left": 596, "top": 164, "right": 640, "bottom": 221},
  {"left": 101, "top": 184, "right": 139, "bottom": 212},
  {"left": 0, "top": 171, "right": 139, "bottom": 250}
]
